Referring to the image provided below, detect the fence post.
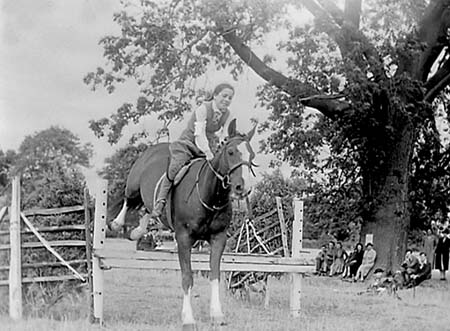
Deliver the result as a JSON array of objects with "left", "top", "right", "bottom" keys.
[
  {"left": 9, "top": 176, "right": 22, "bottom": 320},
  {"left": 92, "top": 180, "right": 108, "bottom": 325},
  {"left": 84, "top": 188, "right": 94, "bottom": 322},
  {"left": 290, "top": 197, "right": 304, "bottom": 317}
]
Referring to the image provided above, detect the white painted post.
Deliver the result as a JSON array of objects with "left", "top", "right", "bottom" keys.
[
  {"left": 290, "top": 197, "right": 304, "bottom": 318},
  {"left": 9, "top": 176, "right": 22, "bottom": 320},
  {"left": 92, "top": 180, "right": 108, "bottom": 325}
]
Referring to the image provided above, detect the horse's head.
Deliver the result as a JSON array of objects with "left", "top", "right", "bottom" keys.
[{"left": 213, "top": 119, "right": 257, "bottom": 200}]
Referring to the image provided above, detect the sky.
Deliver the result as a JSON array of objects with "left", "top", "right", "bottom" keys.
[{"left": 0, "top": 0, "right": 299, "bottom": 191}]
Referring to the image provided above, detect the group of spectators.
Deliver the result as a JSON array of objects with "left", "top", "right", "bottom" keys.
[
  {"left": 399, "top": 249, "right": 432, "bottom": 287},
  {"left": 313, "top": 218, "right": 450, "bottom": 289},
  {"left": 314, "top": 241, "right": 377, "bottom": 281},
  {"left": 423, "top": 220, "right": 450, "bottom": 281}
]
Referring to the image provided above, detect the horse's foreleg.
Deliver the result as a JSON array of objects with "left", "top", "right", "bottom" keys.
[
  {"left": 110, "top": 200, "right": 127, "bottom": 231},
  {"left": 176, "top": 231, "right": 196, "bottom": 329},
  {"left": 209, "top": 231, "right": 227, "bottom": 325},
  {"left": 129, "top": 214, "right": 151, "bottom": 241}
]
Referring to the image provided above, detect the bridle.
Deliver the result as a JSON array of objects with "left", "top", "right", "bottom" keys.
[{"left": 195, "top": 135, "right": 257, "bottom": 212}]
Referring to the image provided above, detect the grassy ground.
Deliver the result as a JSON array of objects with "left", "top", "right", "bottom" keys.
[{"left": 1, "top": 239, "right": 449, "bottom": 331}]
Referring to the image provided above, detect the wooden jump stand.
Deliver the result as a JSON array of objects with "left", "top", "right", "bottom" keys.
[{"left": 91, "top": 180, "right": 312, "bottom": 324}]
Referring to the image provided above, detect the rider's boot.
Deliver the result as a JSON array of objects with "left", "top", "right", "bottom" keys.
[{"left": 129, "top": 176, "right": 173, "bottom": 241}]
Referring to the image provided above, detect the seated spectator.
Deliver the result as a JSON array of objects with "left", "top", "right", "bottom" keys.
[
  {"left": 355, "top": 242, "right": 377, "bottom": 281},
  {"left": 324, "top": 241, "right": 336, "bottom": 275},
  {"left": 408, "top": 252, "right": 432, "bottom": 287},
  {"left": 342, "top": 243, "right": 364, "bottom": 279},
  {"left": 330, "top": 242, "right": 347, "bottom": 276},
  {"left": 401, "top": 249, "right": 420, "bottom": 285},
  {"left": 315, "top": 245, "right": 327, "bottom": 275}
]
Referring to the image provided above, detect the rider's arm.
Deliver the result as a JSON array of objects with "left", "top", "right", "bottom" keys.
[{"left": 194, "top": 105, "right": 214, "bottom": 160}]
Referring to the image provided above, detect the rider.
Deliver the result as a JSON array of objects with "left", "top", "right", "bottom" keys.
[{"left": 131, "top": 83, "right": 235, "bottom": 239}]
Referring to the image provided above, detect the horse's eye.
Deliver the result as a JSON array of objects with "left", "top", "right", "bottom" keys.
[{"left": 228, "top": 149, "right": 234, "bottom": 156}]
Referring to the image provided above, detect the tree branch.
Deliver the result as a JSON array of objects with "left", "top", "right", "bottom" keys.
[
  {"left": 299, "top": 0, "right": 382, "bottom": 74},
  {"left": 217, "top": 28, "right": 349, "bottom": 119},
  {"left": 343, "top": 0, "right": 362, "bottom": 28}
]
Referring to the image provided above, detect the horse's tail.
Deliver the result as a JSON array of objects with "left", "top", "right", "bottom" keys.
[{"left": 108, "top": 196, "right": 126, "bottom": 222}]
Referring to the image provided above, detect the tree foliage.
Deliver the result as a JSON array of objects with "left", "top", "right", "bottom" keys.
[
  {"left": 86, "top": 0, "right": 450, "bottom": 269},
  {"left": 1, "top": 126, "right": 92, "bottom": 209}
]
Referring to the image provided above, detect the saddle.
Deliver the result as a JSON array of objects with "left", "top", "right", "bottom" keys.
[{"left": 153, "top": 158, "right": 204, "bottom": 231}]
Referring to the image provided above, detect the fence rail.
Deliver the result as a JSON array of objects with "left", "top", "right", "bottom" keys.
[
  {"left": 0, "top": 224, "right": 86, "bottom": 236},
  {"left": 2, "top": 206, "right": 85, "bottom": 221},
  {"left": 0, "top": 240, "right": 86, "bottom": 250}
]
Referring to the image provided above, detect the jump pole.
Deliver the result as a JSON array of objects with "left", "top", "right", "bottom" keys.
[
  {"left": 92, "top": 180, "right": 108, "bottom": 325},
  {"left": 290, "top": 197, "right": 304, "bottom": 317},
  {"left": 9, "top": 176, "right": 22, "bottom": 320},
  {"left": 91, "top": 188, "right": 313, "bottom": 322}
]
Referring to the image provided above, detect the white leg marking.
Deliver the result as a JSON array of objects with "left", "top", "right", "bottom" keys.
[
  {"left": 182, "top": 288, "right": 196, "bottom": 325},
  {"left": 210, "top": 279, "right": 223, "bottom": 318},
  {"left": 111, "top": 201, "right": 127, "bottom": 230}
]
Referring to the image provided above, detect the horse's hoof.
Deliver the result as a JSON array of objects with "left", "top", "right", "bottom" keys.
[
  {"left": 181, "top": 323, "right": 197, "bottom": 331},
  {"left": 129, "top": 227, "right": 147, "bottom": 241}
]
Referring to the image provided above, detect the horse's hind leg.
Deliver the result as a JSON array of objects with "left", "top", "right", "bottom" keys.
[
  {"left": 110, "top": 200, "right": 128, "bottom": 231},
  {"left": 176, "top": 230, "right": 196, "bottom": 330},
  {"left": 209, "top": 231, "right": 227, "bottom": 325}
]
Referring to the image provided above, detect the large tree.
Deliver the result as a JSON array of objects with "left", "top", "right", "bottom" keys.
[
  {"left": 12, "top": 126, "right": 93, "bottom": 209},
  {"left": 85, "top": 0, "right": 450, "bottom": 271}
]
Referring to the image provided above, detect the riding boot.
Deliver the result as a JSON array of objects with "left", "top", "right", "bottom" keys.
[
  {"left": 151, "top": 175, "right": 173, "bottom": 219},
  {"left": 129, "top": 176, "right": 173, "bottom": 241}
]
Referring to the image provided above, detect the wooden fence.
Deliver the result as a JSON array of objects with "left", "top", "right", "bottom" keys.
[{"left": 0, "top": 176, "right": 92, "bottom": 320}]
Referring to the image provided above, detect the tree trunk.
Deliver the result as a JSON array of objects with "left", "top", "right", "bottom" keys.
[{"left": 361, "top": 120, "right": 415, "bottom": 272}]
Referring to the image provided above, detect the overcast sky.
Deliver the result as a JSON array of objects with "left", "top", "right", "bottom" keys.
[{"left": 1, "top": 0, "right": 292, "bottom": 189}]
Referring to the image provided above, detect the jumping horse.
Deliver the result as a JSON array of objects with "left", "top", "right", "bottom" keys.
[{"left": 110, "top": 119, "right": 256, "bottom": 329}]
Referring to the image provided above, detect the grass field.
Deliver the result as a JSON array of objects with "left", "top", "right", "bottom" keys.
[{"left": 1, "top": 238, "right": 449, "bottom": 331}]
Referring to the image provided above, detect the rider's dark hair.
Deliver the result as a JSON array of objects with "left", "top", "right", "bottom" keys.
[{"left": 204, "top": 83, "right": 234, "bottom": 101}]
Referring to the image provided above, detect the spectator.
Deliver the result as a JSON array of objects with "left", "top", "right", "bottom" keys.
[
  {"left": 342, "top": 243, "right": 364, "bottom": 279},
  {"left": 314, "top": 245, "right": 327, "bottom": 275},
  {"left": 355, "top": 242, "right": 377, "bottom": 281},
  {"left": 330, "top": 241, "right": 347, "bottom": 276},
  {"left": 431, "top": 220, "right": 438, "bottom": 235},
  {"left": 422, "top": 229, "right": 437, "bottom": 269},
  {"left": 324, "top": 241, "right": 336, "bottom": 275},
  {"left": 401, "top": 249, "right": 420, "bottom": 285},
  {"left": 408, "top": 252, "right": 432, "bottom": 287},
  {"left": 435, "top": 229, "right": 450, "bottom": 280}
]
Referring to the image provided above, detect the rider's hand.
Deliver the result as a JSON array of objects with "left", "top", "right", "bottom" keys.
[{"left": 206, "top": 151, "right": 214, "bottom": 161}]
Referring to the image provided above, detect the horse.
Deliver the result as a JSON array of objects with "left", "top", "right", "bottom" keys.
[{"left": 109, "top": 119, "right": 256, "bottom": 329}]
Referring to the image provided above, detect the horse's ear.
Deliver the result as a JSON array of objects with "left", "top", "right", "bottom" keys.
[
  {"left": 227, "top": 119, "right": 237, "bottom": 138},
  {"left": 246, "top": 122, "right": 257, "bottom": 141}
]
